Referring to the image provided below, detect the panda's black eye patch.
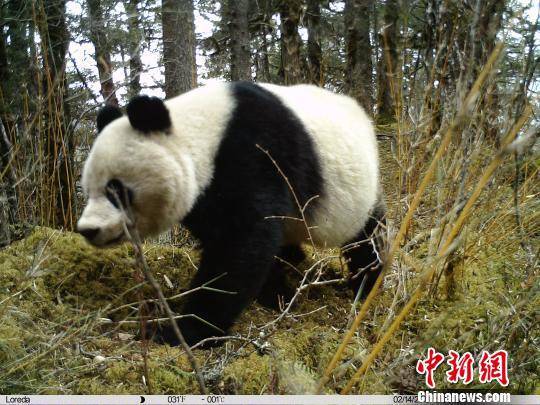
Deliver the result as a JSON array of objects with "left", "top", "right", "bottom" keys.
[{"left": 106, "top": 179, "right": 133, "bottom": 209}]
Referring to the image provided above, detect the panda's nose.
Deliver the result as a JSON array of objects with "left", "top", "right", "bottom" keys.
[{"left": 77, "top": 226, "right": 100, "bottom": 241}]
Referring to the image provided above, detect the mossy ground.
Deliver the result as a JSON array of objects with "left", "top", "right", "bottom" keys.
[
  {"left": 1, "top": 228, "right": 536, "bottom": 394},
  {"left": 0, "top": 141, "right": 537, "bottom": 394}
]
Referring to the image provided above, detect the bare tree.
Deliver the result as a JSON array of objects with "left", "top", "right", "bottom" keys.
[
  {"left": 162, "top": 0, "right": 197, "bottom": 98},
  {"left": 0, "top": 4, "right": 21, "bottom": 242},
  {"left": 37, "top": 0, "right": 74, "bottom": 228},
  {"left": 376, "top": 0, "right": 399, "bottom": 120},
  {"left": 344, "top": 0, "right": 373, "bottom": 112},
  {"left": 253, "top": 0, "right": 272, "bottom": 82},
  {"left": 3, "top": 0, "right": 32, "bottom": 118},
  {"left": 87, "top": 0, "right": 119, "bottom": 106},
  {"left": 255, "top": 23, "right": 271, "bottom": 82},
  {"left": 227, "top": 0, "right": 251, "bottom": 81},
  {"left": 473, "top": 0, "right": 505, "bottom": 142},
  {"left": 126, "top": 0, "right": 142, "bottom": 98},
  {"left": 279, "top": 0, "right": 303, "bottom": 85},
  {"left": 0, "top": 120, "right": 15, "bottom": 246},
  {"left": 306, "top": 0, "right": 322, "bottom": 86}
]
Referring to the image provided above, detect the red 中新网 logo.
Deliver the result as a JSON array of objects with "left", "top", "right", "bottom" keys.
[{"left": 416, "top": 348, "right": 509, "bottom": 388}]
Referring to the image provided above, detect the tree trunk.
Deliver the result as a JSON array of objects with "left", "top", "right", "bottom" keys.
[
  {"left": 255, "top": 22, "right": 271, "bottom": 82},
  {"left": 306, "top": 0, "right": 322, "bottom": 86},
  {"left": 227, "top": 0, "right": 251, "bottom": 81},
  {"left": 87, "top": 0, "right": 119, "bottom": 106},
  {"left": 126, "top": 0, "right": 142, "bottom": 98},
  {"left": 0, "top": 119, "right": 16, "bottom": 246},
  {"left": 0, "top": 19, "right": 16, "bottom": 243},
  {"left": 279, "top": 0, "right": 303, "bottom": 85},
  {"left": 162, "top": 0, "right": 197, "bottom": 98},
  {"left": 254, "top": 0, "right": 272, "bottom": 82},
  {"left": 376, "top": 0, "right": 398, "bottom": 120},
  {"left": 344, "top": 0, "right": 373, "bottom": 113},
  {"left": 5, "top": 0, "right": 30, "bottom": 116},
  {"left": 27, "top": 19, "right": 39, "bottom": 106},
  {"left": 37, "top": 0, "right": 74, "bottom": 229},
  {"left": 473, "top": 0, "right": 504, "bottom": 67},
  {"left": 475, "top": 0, "right": 505, "bottom": 142}
]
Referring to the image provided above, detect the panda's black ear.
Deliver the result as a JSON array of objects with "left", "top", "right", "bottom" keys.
[
  {"left": 126, "top": 95, "right": 171, "bottom": 134},
  {"left": 97, "top": 105, "right": 123, "bottom": 133}
]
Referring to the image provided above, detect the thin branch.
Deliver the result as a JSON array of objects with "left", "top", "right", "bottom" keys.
[
  {"left": 255, "top": 143, "right": 320, "bottom": 255},
  {"left": 118, "top": 214, "right": 208, "bottom": 394},
  {"left": 106, "top": 272, "right": 235, "bottom": 315}
]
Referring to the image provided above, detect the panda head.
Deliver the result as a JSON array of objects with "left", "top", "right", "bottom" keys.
[{"left": 77, "top": 96, "right": 188, "bottom": 247}]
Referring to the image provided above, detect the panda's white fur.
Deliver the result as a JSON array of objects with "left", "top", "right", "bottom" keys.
[{"left": 79, "top": 82, "right": 379, "bottom": 248}]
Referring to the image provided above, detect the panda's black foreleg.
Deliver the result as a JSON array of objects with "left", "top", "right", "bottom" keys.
[
  {"left": 343, "top": 203, "right": 386, "bottom": 299},
  {"left": 256, "top": 244, "right": 305, "bottom": 309},
  {"left": 154, "top": 222, "right": 283, "bottom": 347}
]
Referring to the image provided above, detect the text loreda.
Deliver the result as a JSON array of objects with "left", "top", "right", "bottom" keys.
[{"left": 4, "top": 397, "right": 31, "bottom": 404}]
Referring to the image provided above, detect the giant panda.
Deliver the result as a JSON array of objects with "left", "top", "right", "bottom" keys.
[{"left": 77, "top": 81, "right": 385, "bottom": 346}]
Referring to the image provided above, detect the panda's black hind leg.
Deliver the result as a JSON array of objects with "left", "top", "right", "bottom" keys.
[
  {"left": 256, "top": 244, "right": 305, "bottom": 309},
  {"left": 343, "top": 203, "right": 386, "bottom": 299}
]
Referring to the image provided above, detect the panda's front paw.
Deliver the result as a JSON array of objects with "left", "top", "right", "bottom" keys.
[
  {"left": 177, "top": 324, "right": 225, "bottom": 349},
  {"left": 140, "top": 320, "right": 224, "bottom": 348},
  {"left": 138, "top": 322, "right": 179, "bottom": 346},
  {"left": 150, "top": 323, "right": 182, "bottom": 346}
]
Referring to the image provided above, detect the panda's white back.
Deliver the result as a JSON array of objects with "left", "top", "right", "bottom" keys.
[
  {"left": 257, "top": 83, "right": 380, "bottom": 247},
  {"left": 159, "top": 81, "right": 379, "bottom": 248}
]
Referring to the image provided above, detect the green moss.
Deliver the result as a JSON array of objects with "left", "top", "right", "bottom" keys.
[
  {"left": 223, "top": 352, "right": 271, "bottom": 394},
  {"left": 0, "top": 227, "right": 201, "bottom": 394}
]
